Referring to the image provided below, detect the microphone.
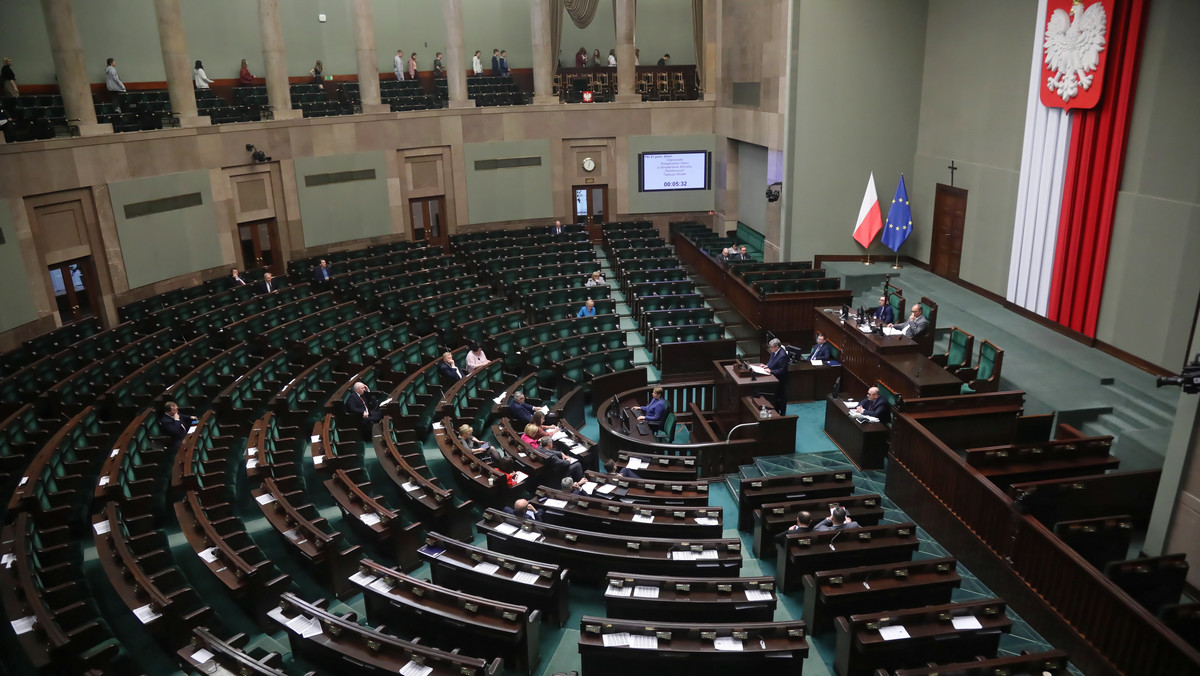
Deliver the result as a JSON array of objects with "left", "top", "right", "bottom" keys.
[{"left": 828, "top": 529, "right": 842, "bottom": 551}]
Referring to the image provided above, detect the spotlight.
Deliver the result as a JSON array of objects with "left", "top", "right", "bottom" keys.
[{"left": 245, "top": 143, "right": 272, "bottom": 163}]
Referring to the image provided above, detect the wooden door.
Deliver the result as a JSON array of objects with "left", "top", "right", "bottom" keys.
[
  {"left": 47, "top": 257, "right": 100, "bottom": 324},
  {"left": 930, "top": 183, "right": 967, "bottom": 279},
  {"left": 573, "top": 185, "right": 608, "bottom": 241},
  {"left": 409, "top": 197, "right": 447, "bottom": 248},
  {"left": 238, "top": 219, "right": 282, "bottom": 274}
]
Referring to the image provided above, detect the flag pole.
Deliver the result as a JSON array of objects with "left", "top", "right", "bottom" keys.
[
  {"left": 891, "top": 250, "right": 902, "bottom": 269},
  {"left": 864, "top": 246, "right": 873, "bottom": 265}
]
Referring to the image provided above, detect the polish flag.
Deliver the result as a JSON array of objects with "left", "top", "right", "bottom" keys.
[{"left": 852, "top": 172, "right": 883, "bottom": 248}]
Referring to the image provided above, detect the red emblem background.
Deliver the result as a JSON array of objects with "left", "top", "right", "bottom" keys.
[{"left": 1040, "top": 0, "right": 1114, "bottom": 110}]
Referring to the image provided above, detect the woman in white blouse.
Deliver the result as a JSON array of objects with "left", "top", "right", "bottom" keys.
[
  {"left": 607, "top": 49, "right": 616, "bottom": 67},
  {"left": 193, "top": 60, "right": 214, "bottom": 89},
  {"left": 472, "top": 50, "right": 483, "bottom": 75},
  {"left": 465, "top": 343, "right": 489, "bottom": 373}
]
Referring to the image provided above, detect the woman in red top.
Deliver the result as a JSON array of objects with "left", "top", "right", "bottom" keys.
[
  {"left": 575, "top": 48, "right": 587, "bottom": 68},
  {"left": 239, "top": 59, "right": 254, "bottom": 85},
  {"left": 520, "top": 423, "right": 540, "bottom": 447}
]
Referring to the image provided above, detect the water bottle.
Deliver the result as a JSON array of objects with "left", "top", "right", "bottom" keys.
[{"left": 760, "top": 405, "right": 768, "bottom": 419}]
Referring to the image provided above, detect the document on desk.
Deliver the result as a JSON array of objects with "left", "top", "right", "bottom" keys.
[
  {"left": 10, "top": 615, "right": 35, "bottom": 635},
  {"left": 743, "top": 588, "right": 773, "bottom": 601},
  {"left": 514, "top": 529, "right": 543, "bottom": 542},
  {"left": 349, "top": 571, "right": 378, "bottom": 587},
  {"left": 542, "top": 498, "right": 568, "bottom": 509},
  {"left": 551, "top": 430, "right": 568, "bottom": 441},
  {"left": 133, "top": 603, "right": 163, "bottom": 625},
  {"left": 810, "top": 359, "right": 824, "bottom": 366},
  {"left": 472, "top": 561, "right": 500, "bottom": 575},
  {"left": 626, "top": 457, "right": 647, "bottom": 470},
  {"left": 605, "top": 584, "right": 633, "bottom": 597},
  {"left": 602, "top": 632, "right": 631, "bottom": 647},
  {"left": 359, "top": 512, "right": 381, "bottom": 527},
  {"left": 565, "top": 444, "right": 587, "bottom": 456},
  {"left": 951, "top": 615, "right": 983, "bottom": 630},
  {"left": 493, "top": 393, "right": 506, "bottom": 405},
  {"left": 579, "top": 481, "right": 598, "bottom": 495},
  {"left": 883, "top": 326, "right": 904, "bottom": 337},
  {"left": 512, "top": 571, "right": 540, "bottom": 585},
  {"left": 189, "top": 648, "right": 214, "bottom": 665},
  {"left": 694, "top": 517, "right": 719, "bottom": 526},
  {"left": 633, "top": 585, "right": 660, "bottom": 599},
  {"left": 628, "top": 634, "right": 658, "bottom": 649},
  {"left": 596, "top": 483, "right": 617, "bottom": 494},
  {"left": 878, "top": 625, "right": 910, "bottom": 641},
  {"left": 494, "top": 522, "right": 519, "bottom": 536},
  {"left": 400, "top": 661, "right": 434, "bottom": 676},
  {"left": 198, "top": 547, "right": 219, "bottom": 563},
  {"left": 750, "top": 365, "right": 770, "bottom": 376},
  {"left": 632, "top": 514, "right": 655, "bottom": 523},
  {"left": 713, "top": 637, "right": 744, "bottom": 651}
]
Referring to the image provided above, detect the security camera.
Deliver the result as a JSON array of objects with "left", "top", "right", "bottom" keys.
[{"left": 766, "top": 182, "right": 782, "bottom": 203}]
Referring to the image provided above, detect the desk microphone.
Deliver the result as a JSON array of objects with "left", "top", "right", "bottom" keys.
[
  {"left": 914, "top": 368, "right": 922, "bottom": 377},
  {"left": 828, "top": 530, "right": 841, "bottom": 551}
]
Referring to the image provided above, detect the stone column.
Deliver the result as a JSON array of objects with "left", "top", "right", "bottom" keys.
[
  {"left": 350, "top": 0, "right": 387, "bottom": 113},
  {"left": 529, "top": 0, "right": 557, "bottom": 105},
  {"left": 40, "top": 0, "right": 109, "bottom": 135},
  {"left": 153, "top": 0, "right": 202, "bottom": 127},
  {"left": 702, "top": 0, "right": 719, "bottom": 101},
  {"left": 614, "top": 0, "right": 638, "bottom": 103},
  {"left": 258, "top": 0, "right": 299, "bottom": 120},
  {"left": 443, "top": 0, "right": 470, "bottom": 108}
]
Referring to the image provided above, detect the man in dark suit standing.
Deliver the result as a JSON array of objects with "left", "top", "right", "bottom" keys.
[
  {"left": 872, "top": 296, "right": 894, "bottom": 324},
  {"left": 346, "top": 382, "right": 384, "bottom": 436},
  {"left": 311, "top": 259, "right": 331, "bottom": 284},
  {"left": 491, "top": 49, "right": 500, "bottom": 75},
  {"left": 763, "top": 338, "right": 789, "bottom": 415},
  {"left": 855, "top": 386, "right": 891, "bottom": 424},
  {"left": 257, "top": 272, "right": 275, "bottom": 294},
  {"left": 508, "top": 391, "right": 536, "bottom": 426},
  {"left": 499, "top": 50, "right": 510, "bottom": 77},
  {"left": 230, "top": 268, "right": 247, "bottom": 288},
  {"left": 160, "top": 401, "right": 197, "bottom": 454},
  {"left": 808, "top": 334, "right": 832, "bottom": 362}
]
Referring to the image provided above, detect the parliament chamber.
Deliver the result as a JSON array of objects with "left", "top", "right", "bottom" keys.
[{"left": 2, "top": 1, "right": 1199, "bottom": 676}]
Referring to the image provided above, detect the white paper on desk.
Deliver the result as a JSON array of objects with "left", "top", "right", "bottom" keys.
[
  {"left": 632, "top": 514, "right": 654, "bottom": 524},
  {"left": 400, "top": 661, "right": 433, "bottom": 676},
  {"left": 310, "top": 435, "right": 321, "bottom": 443},
  {"left": 368, "top": 578, "right": 395, "bottom": 594},
  {"left": 551, "top": 431, "right": 568, "bottom": 441},
  {"left": 750, "top": 365, "right": 769, "bottom": 376},
  {"left": 312, "top": 454, "right": 324, "bottom": 466},
  {"left": 714, "top": 637, "right": 744, "bottom": 651},
  {"left": 18, "top": 476, "right": 27, "bottom": 487},
  {"left": 512, "top": 571, "right": 540, "bottom": 585},
  {"left": 246, "top": 458, "right": 259, "bottom": 469},
  {"left": 349, "top": 571, "right": 377, "bottom": 587},
  {"left": 110, "top": 448, "right": 120, "bottom": 458},
  {"left": 198, "top": 547, "right": 219, "bottom": 563},
  {"left": 697, "top": 549, "right": 718, "bottom": 559},
  {"left": 187, "top": 426, "right": 197, "bottom": 435},
  {"left": 289, "top": 615, "right": 323, "bottom": 638},
  {"left": 952, "top": 615, "right": 983, "bottom": 630},
  {"left": 189, "top": 648, "right": 214, "bottom": 664},
  {"left": 743, "top": 589, "right": 773, "bottom": 602},
  {"left": 626, "top": 458, "right": 646, "bottom": 470},
  {"left": 565, "top": 445, "right": 587, "bottom": 456},
  {"left": 246, "top": 447, "right": 258, "bottom": 456},
  {"left": 514, "top": 529, "right": 543, "bottom": 542},
  {"left": 810, "top": 359, "right": 824, "bottom": 366},
  {"left": 579, "top": 481, "right": 598, "bottom": 495},
  {"left": 473, "top": 561, "right": 500, "bottom": 575},
  {"left": 133, "top": 604, "right": 162, "bottom": 624},
  {"left": 379, "top": 397, "right": 392, "bottom": 406},
  {"left": 98, "top": 475, "right": 110, "bottom": 487},
  {"left": 878, "top": 625, "right": 910, "bottom": 641},
  {"left": 359, "top": 512, "right": 381, "bottom": 527},
  {"left": 495, "top": 522, "right": 519, "bottom": 536},
  {"left": 602, "top": 632, "right": 630, "bottom": 647},
  {"left": 883, "top": 326, "right": 903, "bottom": 337},
  {"left": 92, "top": 519, "right": 111, "bottom": 535},
  {"left": 633, "top": 585, "right": 659, "bottom": 599},
  {"left": 493, "top": 392, "right": 507, "bottom": 405},
  {"left": 694, "top": 517, "right": 719, "bottom": 526},
  {"left": 671, "top": 550, "right": 696, "bottom": 561},
  {"left": 606, "top": 584, "right": 633, "bottom": 597},
  {"left": 1, "top": 553, "right": 15, "bottom": 568},
  {"left": 11, "top": 615, "right": 36, "bottom": 634},
  {"left": 844, "top": 401, "right": 858, "bottom": 408},
  {"left": 512, "top": 471, "right": 529, "bottom": 484},
  {"left": 859, "top": 324, "right": 874, "bottom": 334},
  {"left": 432, "top": 422, "right": 444, "bottom": 430},
  {"left": 536, "top": 406, "right": 549, "bottom": 414},
  {"left": 628, "top": 634, "right": 658, "bottom": 649},
  {"left": 282, "top": 528, "right": 299, "bottom": 541},
  {"left": 596, "top": 484, "right": 617, "bottom": 495},
  {"left": 255, "top": 493, "right": 275, "bottom": 505},
  {"left": 542, "top": 499, "right": 568, "bottom": 509},
  {"left": 402, "top": 481, "right": 420, "bottom": 492}
]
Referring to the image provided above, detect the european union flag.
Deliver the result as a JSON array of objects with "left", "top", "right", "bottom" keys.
[{"left": 881, "top": 175, "right": 913, "bottom": 252}]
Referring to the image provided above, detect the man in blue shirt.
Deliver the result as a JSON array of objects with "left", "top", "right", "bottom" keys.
[{"left": 632, "top": 386, "right": 667, "bottom": 430}]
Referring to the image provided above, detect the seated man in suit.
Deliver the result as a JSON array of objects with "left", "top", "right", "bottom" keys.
[
  {"left": 438, "top": 351, "right": 464, "bottom": 382},
  {"left": 872, "top": 295, "right": 894, "bottom": 324},
  {"left": 775, "top": 510, "right": 815, "bottom": 546},
  {"left": 505, "top": 498, "right": 541, "bottom": 521},
  {"left": 257, "top": 272, "right": 276, "bottom": 294},
  {"left": 311, "top": 259, "right": 331, "bottom": 284},
  {"left": 560, "top": 475, "right": 587, "bottom": 495},
  {"left": 855, "top": 386, "right": 891, "bottom": 424},
  {"left": 631, "top": 386, "right": 667, "bottom": 431},
  {"left": 230, "top": 268, "right": 247, "bottom": 288},
  {"left": 738, "top": 245, "right": 750, "bottom": 261},
  {"left": 813, "top": 506, "right": 860, "bottom": 532},
  {"left": 889, "top": 303, "right": 928, "bottom": 337},
  {"left": 160, "top": 401, "right": 197, "bottom": 454},
  {"left": 535, "top": 435, "right": 583, "bottom": 483},
  {"left": 808, "top": 333, "right": 833, "bottom": 362},
  {"left": 719, "top": 247, "right": 731, "bottom": 263},
  {"left": 508, "top": 391, "right": 536, "bottom": 426},
  {"left": 346, "top": 382, "right": 384, "bottom": 434},
  {"left": 550, "top": 220, "right": 565, "bottom": 236},
  {"left": 603, "top": 458, "right": 640, "bottom": 479}
]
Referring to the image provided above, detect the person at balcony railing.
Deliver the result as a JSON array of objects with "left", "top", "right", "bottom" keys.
[
  {"left": 472, "top": 50, "right": 483, "bottom": 76},
  {"left": 607, "top": 49, "right": 616, "bottom": 67},
  {"left": 238, "top": 59, "right": 255, "bottom": 85},
  {"left": 575, "top": 47, "right": 587, "bottom": 68}
]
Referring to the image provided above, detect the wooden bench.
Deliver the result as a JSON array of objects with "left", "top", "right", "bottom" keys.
[
  {"left": 1104, "top": 554, "right": 1189, "bottom": 615},
  {"left": 801, "top": 556, "right": 960, "bottom": 634},
  {"left": 478, "top": 508, "right": 741, "bottom": 583},
  {"left": 270, "top": 592, "right": 502, "bottom": 676},
  {"left": 534, "top": 485, "right": 723, "bottom": 538},
  {"left": 604, "top": 572, "right": 777, "bottom": 623},
  {"left": 751, "top": 493, "right": 885, "bottom": 558},
  {"left": 417, "top": 531, "right": 571, "bottom": 627},
  {"left": 324, "top": 466, "right": 423, "bottom": 571},
  {"left": 178, "top": 626, "right": 311, "bottom": 675},
  {"left": 355, "top": 558, "right": 541, "bottom": 674},
  {"left": 776, "top": 523, "right": 920, "bottom": 593},
  {"left": 883, "top": 649, "right": 1072, "bottom": 675},
  {"left": 615, "top": 448, "right": 700, "bottom": 481},
  {"left": 835, "top": 599, "right": 1012, "bottom": 676},
  {"left": 578, "top": 615, "right": 808, "bottom": 675},
  {"left": 965, "top": 437, "right": 1119, "bottom": 490},
  {"left": 1009, "top": 468, "right": 1161, "bottom": 529},
  {"left": 1055, "top": 515, "right": 1135, "bottom": 569},
  {"left": 738, "top": 470, "right": 856, "bottom": 531},
  {"left": 582, "top": 470, "right": 710, "bottom": 506},
  {"left": 378, "top": 416, "right": 475, "bottom": 540}
]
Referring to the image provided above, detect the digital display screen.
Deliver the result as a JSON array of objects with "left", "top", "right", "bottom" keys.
[{"left": 639, "top": 151, "right": 710, "bottom": 192}]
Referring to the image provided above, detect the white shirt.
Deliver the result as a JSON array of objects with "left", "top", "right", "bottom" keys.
[
  {"left": 466, "top": 350, "right": 489, "bottom": 373},
  {"left": 472, "top": 55, "right": 483, "bottom": 75},
  {"left": 193, "top": 68, "right": 213, "bottom": 89},
  {"left": 607, "top": 54, "right": 616, "bottom": 67},
  {"left": 394, "top": 54, "right": 404, "bottom": 80}
]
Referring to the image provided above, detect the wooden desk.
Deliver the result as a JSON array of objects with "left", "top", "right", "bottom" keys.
[
  {"left": 887, "top": 649, "right": 1071, "bottom": 675},
  {"left": 737, "top": 469, "right": 857, "bottom": 532},
  {"left": 604, "top": 572, "right": 778, "bottom": 623},
  {"left": 788, "top": 361, "right": 843, "bottom": 401},
  {"left": 534, "top": 486, "right": 723, "bottom": 538},
  {"left": 824, "top": 395, "right": 890, "bottom": 469},
  {"left": 834, "top": 599, "right": 1011, "bottom": 676},
  {"left": 813, "top": 308, "right": 961, "bottom": 399},
  {"left": 752, "top": 493, "right": 885, "bottom": 558},
  {"left": 776, "top": 523, "right": 920, "bottom": 593},
  {"left": 801, "top": 556, "right": 960, "bottom": 634}
]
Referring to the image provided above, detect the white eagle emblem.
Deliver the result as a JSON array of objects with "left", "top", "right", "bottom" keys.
[{"left": 1043, "top": 0, "right": 1107, "bottom": 101}]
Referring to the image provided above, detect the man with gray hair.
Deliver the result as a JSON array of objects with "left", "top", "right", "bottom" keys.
[
  {"left": 762, "top": 337, "right": 790, "bottom": 415},
  {"left": 509, "top": 391, "right": 536, "bottom": 425},
  {"left": 346, "top": 381, "right": 383, "bottom": 434}
]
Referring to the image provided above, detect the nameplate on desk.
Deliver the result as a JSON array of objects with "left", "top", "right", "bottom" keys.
[
  {"left": 951, "top": 615, "right": 983, "bottom": 630},
  {"left": 878, "top": 625, "right": 910, "bottom": 641}
]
